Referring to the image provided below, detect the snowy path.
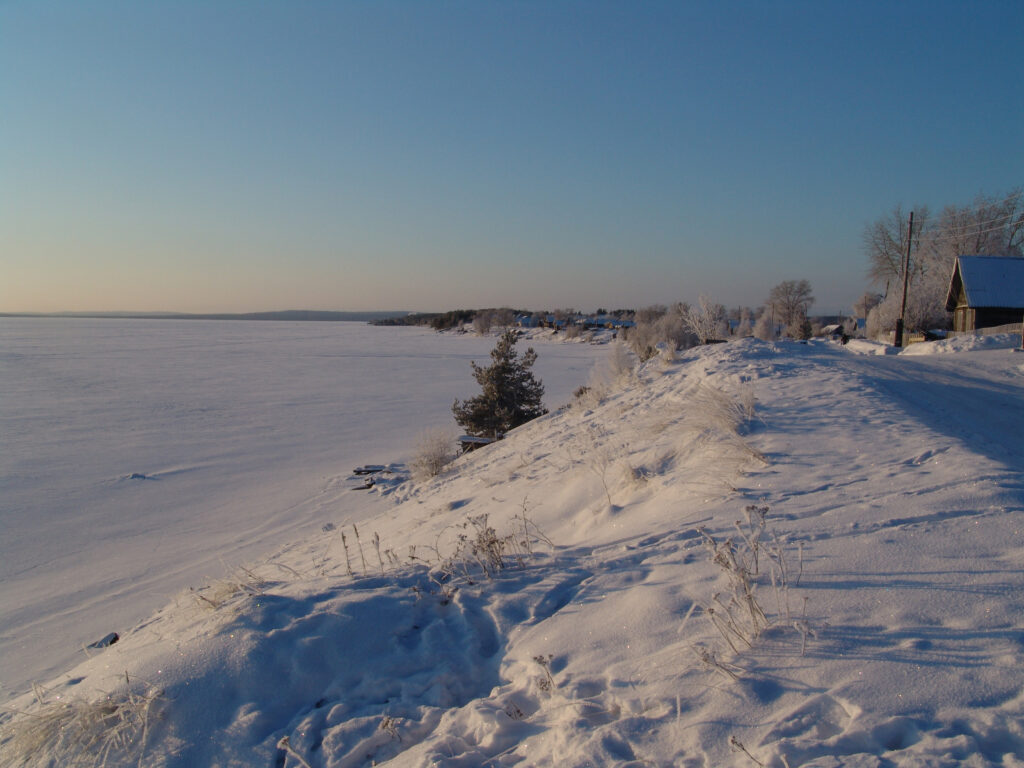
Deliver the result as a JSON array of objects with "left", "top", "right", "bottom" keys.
[
  {"left": 735, "top": 343, "right": 1024, "bottom": 768},
  {"left": 840, "top": 349, "right": 1024, "bottom": 471}
]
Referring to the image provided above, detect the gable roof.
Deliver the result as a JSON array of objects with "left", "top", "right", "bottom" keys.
[{"left": 945, "top": 255, "right": 1024, "bottom": 311}]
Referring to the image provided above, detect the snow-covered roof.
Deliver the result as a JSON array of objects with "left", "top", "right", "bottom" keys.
[{"left": 946, "top": 255, "right": 1024, "bottom": 310}]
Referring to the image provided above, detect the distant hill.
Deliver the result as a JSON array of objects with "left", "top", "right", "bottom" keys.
[{"left": 0, "top": 310, "right": 411, "bottom": 322}]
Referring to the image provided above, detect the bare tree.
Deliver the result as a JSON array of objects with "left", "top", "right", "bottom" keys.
[
  {"left": 767, "top": 280, "right": 814, "bottom": 327},
  {"left": 633, "top": 305, "right": 667, "bottom": 325},
  {"left": 863, "top": 204, "right": 930, "bottom": 288},
  {"left": 552, "top": 308, "right": 576, "bottom": 327}
]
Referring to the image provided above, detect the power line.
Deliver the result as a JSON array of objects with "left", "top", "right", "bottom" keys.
[
  {"left": 922, "top": 221, "right": 1022, "bottom": 245},
  {"left": 926, "top": 209, "right": 1020, "bottom": 230}
]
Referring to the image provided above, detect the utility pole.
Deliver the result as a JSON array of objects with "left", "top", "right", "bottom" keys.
[{"left": 893, "top": 211, "right": 914, "bottom": 348}]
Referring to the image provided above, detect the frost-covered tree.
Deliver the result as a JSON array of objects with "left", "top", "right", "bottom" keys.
[
  {"left": 683, "top": 294, "right": 728, "bottom": 344},
  {"left": 862, "top": 189, "right": 1024, "bottom": 337},
  {"left": 735, "top": 308, "right": 753, "bottom": 338},
  {"left": 633, "top": 305, "right": 667, "bottom": 325},
  {"left": 853, "top": 292, "right": 882, "bottom": 320},
  {"left": 622, "top": 321, "right": 659, "bottom": 362},
  {"left": 452, "top": 330, "right": 547, "bottom": 438},
  {"left": 623, "top": 303, "right": 697, "bottom": 359},
  {"left": 768, "top": 280, "right": 814, "bottom": 327},
  {"left": 792, "top": 317, "right": 813, "bottom": 340},
  {"left": 657, "top": 303, "right": 696, "bottom": 349},
  {"left": 753, "top": 307, "right": 775, "bottom": 341},
  {"left": 928, "top": 189, "right": 1024, "bottom": 263},
  {"left": 473, "top": 311, "right": 493, "bottom": 336},
  {"left": 866, "top": 264, "right": 950, "bottom": 339}
]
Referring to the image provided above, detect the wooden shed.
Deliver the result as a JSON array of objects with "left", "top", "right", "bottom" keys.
[
  {"left": 944, "top": 255, "right": 1024, "bottom": 332},
  {"left": 458, "top": 435, "right": 496, "bottom": 453}
]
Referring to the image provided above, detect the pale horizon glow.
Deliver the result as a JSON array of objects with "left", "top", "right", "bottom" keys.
[{"left": 2, "top": 1, "right": 1021, "bottom": 316}]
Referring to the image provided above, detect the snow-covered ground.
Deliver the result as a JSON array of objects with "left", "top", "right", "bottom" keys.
[
  {"left": 3, "top": 327, "right": 1024, "bottom": 767},
  {"left": 0, "top": 319, "right": 608, "bottom": 706}
]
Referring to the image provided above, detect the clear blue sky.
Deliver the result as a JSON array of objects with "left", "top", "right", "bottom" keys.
[{"left": 2, "top": 0, "right": 1021, "bottom": 315}]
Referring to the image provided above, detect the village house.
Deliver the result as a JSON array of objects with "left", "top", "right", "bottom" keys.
[{"left": 945, "top": 255, "right": 1024, "bottom": 333}]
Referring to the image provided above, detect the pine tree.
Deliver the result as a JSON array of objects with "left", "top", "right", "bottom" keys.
[{"left": 452, "top": 329, "right": 547, "bottom": 438}]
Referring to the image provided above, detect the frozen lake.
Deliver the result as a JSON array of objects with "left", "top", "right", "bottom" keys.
[{"left": 0, "top": 318, "right": 607, "bottom": 701}]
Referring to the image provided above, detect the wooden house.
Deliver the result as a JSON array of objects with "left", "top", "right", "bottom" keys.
[{"left": 944, "top": 256, "right": 1024, "bottom": 332}]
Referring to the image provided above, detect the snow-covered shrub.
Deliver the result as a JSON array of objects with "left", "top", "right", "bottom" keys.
[
  {"left": 753, "top": 310, "right": 774, "bottom": 340},
  {"left": 472, "top": 311, "right": 493, "bottom": 336},
  {"left": 683, "top": 295, "right": 728, "bottom": 344},
  {"left": 622, "top": 318, "right": 660, "bottom": 362},
  {"left": 735, "top": 310, "right": 753, "bottom": 338},
  {"left": 786, "top": 317, "right": 812, "bottom": 340},
  {"left": 411, "top": 428, "right": 457, "bottom": 481},
  {"left": 656, "top": 341, "right": 678, "bottom": 364},
  {"left": 605, "top": 340, "right": 634, "bottom": 380},
  {"left": 624, "top": 303, "right": 699, "bottom": 359}
]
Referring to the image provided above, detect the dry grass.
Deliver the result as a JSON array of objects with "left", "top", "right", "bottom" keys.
[
  {"left": 411, "top": 428, "right": 458, "bottom": 481},
  {"left": 683, "top": 383, "right": 764, "bottom": 465},
  {"left": 190, "top": 564, "right": 267, "bottom": 611},
  {"left": 1, "top": 680, "right": 162, "bottom": 768}
]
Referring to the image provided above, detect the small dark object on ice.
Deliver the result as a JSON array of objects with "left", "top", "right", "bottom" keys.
[
  {"left": 88, "top": 632, "right": 119, "bottom": 649},
  {"left": 351, "top": 477, "right": 375, "bottom": 491},
  {"left": 128, "top": 472, "right": 147, "bottom": 480},
  {"left": 353, "top": 465, "right": 386, "bottom": 475}
]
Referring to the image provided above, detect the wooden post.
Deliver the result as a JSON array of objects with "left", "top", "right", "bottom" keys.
[{"left": 894, "top": 211, "right": 914, "bottom": 348}]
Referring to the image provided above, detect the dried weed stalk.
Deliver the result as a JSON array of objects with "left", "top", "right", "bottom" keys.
[{"left": 1, "top": 677, "right": 162, "bottom": 768}]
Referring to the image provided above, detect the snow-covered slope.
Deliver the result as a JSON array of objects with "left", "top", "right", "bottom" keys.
[{"left": 3, "top": 336, "right": 1024, "bottom": 767}]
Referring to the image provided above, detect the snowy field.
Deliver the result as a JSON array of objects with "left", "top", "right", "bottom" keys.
[
  {"left": 3, "top": 327, "right": 1024, "bottom": 767},
  {"left": 0, "top": 319, "right": 608, "bottom": 706}
]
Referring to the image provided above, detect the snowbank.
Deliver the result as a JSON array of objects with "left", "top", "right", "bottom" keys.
[{"left": 899, "top": 331, "right": 1022, "bottom": 355}]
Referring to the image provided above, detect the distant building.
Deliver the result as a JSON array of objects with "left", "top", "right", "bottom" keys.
[
  {"left": 944, "top": 256, "right": 1024, "bottom": 332},
  {"left": 515, "top": 314, "right": 541, "bottom": 328},
  {"left": 820, "top": 323, "right": 848, "bottom": 340}
]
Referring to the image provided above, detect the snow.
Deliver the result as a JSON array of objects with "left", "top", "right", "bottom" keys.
[
  {"left": 949, "top": 256, "right": 1024, "bottom": 310},
  {"left": 899, "top": 331, "right": 1022, "bottom": 355},
  {"left": 3, "top": 326, "right": 1024, "bottom": 767},
  {"left": 0, "top": 320, "right": 608, "bottom": 705}
]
